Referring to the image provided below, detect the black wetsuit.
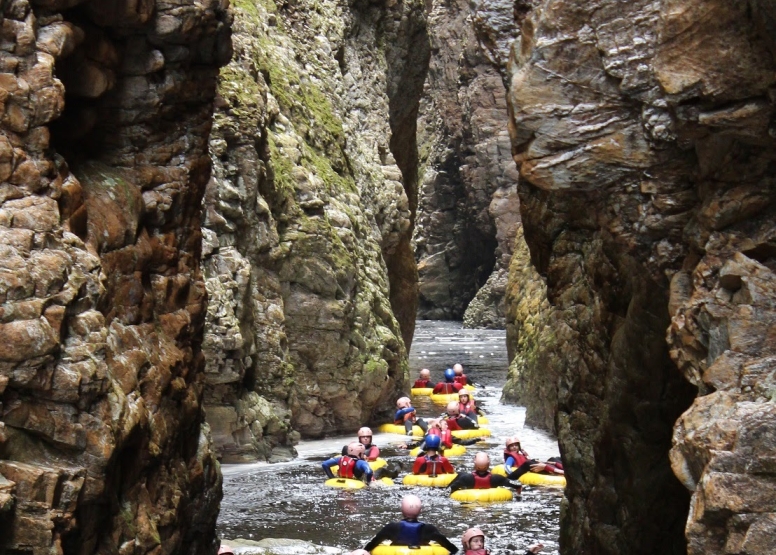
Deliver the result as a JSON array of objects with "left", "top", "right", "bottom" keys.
[
  {"left": 448, "top": 471, "right": 522, "bottom": 493},
  {"left": 363, "top": 519, "right": 459, "bottom": 553}
]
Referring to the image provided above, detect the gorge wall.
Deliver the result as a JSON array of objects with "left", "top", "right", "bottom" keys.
[
  {"left": 200, "top": 0, "right": 429, "bottom": 460},
  {"left": 506, "top": 1, "right": 776, "bottom": 554},
  {"left": 0, "top": 0, "right": 229, "bottom": 553},
  {"left": 414, "top": 0, "right": 521, "bottom": 327}
]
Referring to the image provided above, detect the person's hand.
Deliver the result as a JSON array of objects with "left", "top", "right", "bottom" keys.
[
  {"left": 530, "top": 463, "right": 546, "bottom": 473},
  {"left": 528, "top": 543, "right": 544, "bottom": 553},
  {"left": 399, "top": 443, "right": 408, "bottom": 449}
]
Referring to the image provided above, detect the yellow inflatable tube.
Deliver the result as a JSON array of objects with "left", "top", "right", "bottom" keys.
[
  {"left": 450, "top": 487, "right": 513, "bottom": 503},
  {"left": 372, "top": 543, "right": 449, "bottom": 555},
  {"left": 411, "top": 387, "right": 433, "bottom": 396},
  {"left": 492, "top": 464, "right": 566, "bottom": 487},
  {"left": 378, "top": 423, "right": 424, "bottom": 436},
  {"left": 410, "top": 444, "right": 466, "bottom": 457},
  {"left": 331, "top": 458, "right": 387, "bottom": 474},
  {"left": 430, "top": 393, "right": 469, "bottom": 404},
  {"left": 464, "top": 384, "right": 476, "bottom": 391},
  {"left": 450, "top": 428, "right": 491, "bottom": 439},
  {"left": 325, "top": 477, "right": 365, "bottom": 489},
  {"left": 402, "top": 473, "right": 457, "bottom": 487}
]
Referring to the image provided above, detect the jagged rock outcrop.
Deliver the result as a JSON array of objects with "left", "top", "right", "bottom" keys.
[
  {"left": 200, "top": 0, "right": 429, "bottom": 455},
  {"left": 506, "top": 1, "right": 776, "bottom": 554},
  {"left": 414, "top": 0, "right": 520, "bottom": 326},
  {"left": 0, "top": 1, "right": 229, "bottom": 553}
]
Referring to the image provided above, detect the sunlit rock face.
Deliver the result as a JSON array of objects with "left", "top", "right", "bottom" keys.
[
  {"left": 200, "top": 0, "right": 429, "bottom": 453},
  {"left": 0, "top": 0, "right": 229, "bottom": 553},
  {"left": 506, "top": 0, "right": 776, "bottom": 554},
  {"left": 414, "top": 0, "right": 521, "bottom": 327}
]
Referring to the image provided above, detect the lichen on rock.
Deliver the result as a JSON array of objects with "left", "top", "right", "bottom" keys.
[{"left": 201, "top": 0, "right": 429, "bottom": 451}]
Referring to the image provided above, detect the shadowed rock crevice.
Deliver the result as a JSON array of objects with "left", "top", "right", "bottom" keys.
[
  {"left": 0, "top": 0, "right": 230, "bottom": 552},
  {"left": 506, "top": 0, "right": 776, "bottom": 554}
]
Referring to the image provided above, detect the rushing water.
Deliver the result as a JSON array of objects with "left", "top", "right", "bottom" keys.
[{"left": 218, "top": 320, "right": 562, "bottom": 553}]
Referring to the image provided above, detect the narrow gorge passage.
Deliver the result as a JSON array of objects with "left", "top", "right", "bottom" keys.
[{"left": 217, "top": 321, "right": 562, "bottom": 553}]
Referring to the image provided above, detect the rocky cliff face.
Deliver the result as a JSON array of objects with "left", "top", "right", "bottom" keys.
[
  {"left": 414, "top": 0, "right": 520, "bottom": 327},
  {"left": 507, "top": 1, "right": 776, "bottom": 554},
  {"left": 0, "top": 0, "right": 229, "bottom": 553},
  {"left": 200, "top": 0, "right": 428, "bottom": 457}
]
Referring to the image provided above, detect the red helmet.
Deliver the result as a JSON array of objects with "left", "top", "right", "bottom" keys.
[
  {"left": 396, "top": 396, "right": 411, "bottom": 408},
  {"left": 401, "top": 494, "right": 422, "bottom": 518},
  {"left": 473, "top": 452, "right": 490, "bottom": 471},
  {"left": 358, "top": 427, "right": 373, "bottom": 439},
  {"left": 446, "top": 401, "right": 460, "bottom": 416},
  {"left": 506, "top": 436, "right": 521, "bottom": 450},
  {"left": 461, "top": 527, "right": 485, "bottom": 550},
  {"left": 347, "top": 442, "right": 365, "bottom": 457}
]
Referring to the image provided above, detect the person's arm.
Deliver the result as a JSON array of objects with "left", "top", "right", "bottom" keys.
[
  {"left": 452, "top": 437, "right": 479, "bottom": 445},
  {"left": 441, "top": 458, "right": 455, "bottom": 474},
  {"left": 505, "top": 455, "right": 517, "bottom": 470},
  {"left": 364, "top": 523, "right": 401, "bottom": 551},
  {"left": 367, "top": 446, "right": 380, "bottom": 460},
  {"left": 395, "top": 407, "right": 415, "bottom": 420},
  {"left": 492, "top": 474, "right": 523, "bottom": 492},
  {"left": 448, "top": 473, "right": 474, "bottom": 492},
  {"left": 321, "top": 457, "right": 339, "bottom": 479},
  {"left": 458, "top": 416, "right": 477, "bottom": 430},
  {"left": 412, "top": 457, "right": 426, "bottom": 475},
  {"left": 356, "top": 460, "right": 374, "bottom": 484},
  {"left": 420, "top": 524, "right": 459, "bottom": 554}
]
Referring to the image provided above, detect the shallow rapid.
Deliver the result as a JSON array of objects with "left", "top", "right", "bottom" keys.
[{"left": 217, "top": 320, "right": 562, "bottom": 553}]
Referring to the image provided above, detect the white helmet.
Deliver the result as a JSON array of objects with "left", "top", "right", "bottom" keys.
[
  {"left": 446, "top": 401, "right": 460, "bottom": 416},
  {"left": 347, "top": 442, "right": 365, "bottom": 457},
  {"left": 461, "top": 527, "right": 485, "bottom": 550},
  {"left": 358, "top": 427, "right": 373, "bottom": 439},
  {"left": 473, "top": 452, "right": 490, "bottom": 471},
  {"left": 401, "top": 494, "right": 422, "bottom": 518},
  {"left": 396, "top": 396, "right": 411, "bottom": 409},
  {"left": 420, "top": 368, "right": 431, "bottom": 379}
]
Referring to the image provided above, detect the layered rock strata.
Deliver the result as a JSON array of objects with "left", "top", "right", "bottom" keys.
[
  {"left": 200, "top": 0, "right": 428, "bottom": 455},
  {"left": 507, "top": 1, "right": 776, "bottom": 554},
  {"left": 415, "top": 0, "right": 520, "bottom": 326},
  {"left": 0, "top": 0, "right": 229, "bottom": 553}
]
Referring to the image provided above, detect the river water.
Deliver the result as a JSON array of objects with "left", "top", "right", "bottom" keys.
[{"left": 217, "top": 320, "right": 562, "bottom": 553}]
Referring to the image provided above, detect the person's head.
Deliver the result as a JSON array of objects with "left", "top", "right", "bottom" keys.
[
  {"left": 438, "top": 419, "right": 449, "bottom": 431},
  {"left": 506, "top": 436, "right": 521, "bottom": 452},
  {"left": 420, "top": 368, "right": 431, "bottom": 379},
  {"left": 458, "top": 391, "right": 470, "bottom": 403},
  {"left": 462, "top": 527, "right": 485, "bottom": 550},
  {"left": 347, "top": 442, "right": 365, "bottom": 458},
  {"left": 424, "top": 434, "right": 441, "bottom": 452},
  {"left": 453, "top": 363, "right": 464, "bottom": 375},
  {"left": 446, "top": 401, "right": 460, "bottom": 417},
  {"left": 473, "top": 452, "right": 490, "bottom": 472},
  {"left": 427, "top": 418, "right": 440, "bottom": 430},
  {"left": 401, "top": 494, "right": 422, "bottom": 519},
  {"left": 396, "top": 396, "right": 411, "bottom": 409},
  {"left": 444, "top": 368, "right": 455, "bottom": 382},
  {"left": 218, "top": 546, "right": 235, "bottom": 555},
  {"left": 358, "top": 427, "right": 373, "bottom": 445}
]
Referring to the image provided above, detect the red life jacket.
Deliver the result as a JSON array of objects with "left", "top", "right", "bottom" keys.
[
  {"left": 460, "top": 399, "right": 476, "bottom": 414},
  {"left": 445, "top": 416, "right": 462, "bottom": 431},
  {"left": 465, "top": 549, "right": 489, "bottom": 555},
  {"left": 440, "top": 429, "right": 453, "bottom": 448},
  {"left": 473, "top": 472, "right": 492, "bottom": 489},
  {"left": 504, "top": 450, "right": 530, "bottom": 467},
  {"left": 421, "top": 456, "right": 444, "bottom": 476},
  {"left": 453, "top": 375, "right": 468, "bottom": 385},
  {"left": 413, "top": 379, "right": 431, "bottom": 388},
  {"left": 338, "top": 456, "right": 357, "bottom": 478},
  {"left": 433, "top": 382, "right": 460, "bottom": 394},
  {"left": 364, "top": 445, "right": 379, "bottom": 460}
]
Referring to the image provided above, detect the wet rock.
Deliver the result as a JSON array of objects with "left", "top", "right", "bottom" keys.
[
  {"left": 201, "top": 0, "right": 429, "bottom": 451},
  {"left": 0, "top": 1, "right": 229, "bottom": 553},
  {"left": 505, "top": 0, "right": 776, "bottom": 554},
  {"left": 415, "top": 0, "right": 521, "bottom": 326}
]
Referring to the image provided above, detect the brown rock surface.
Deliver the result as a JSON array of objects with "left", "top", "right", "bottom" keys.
[
  {"left": 506, "top": 0, "right": 775, "bottom": 554},
  {"left": 0, "top": 1, "right": 229, "bottom": 553},
  {"left": 415, "top": 0, "right": 521, "bottom": 326},
  {"left": 200, "top": 0, "right": 428, "bottom": 454}
]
